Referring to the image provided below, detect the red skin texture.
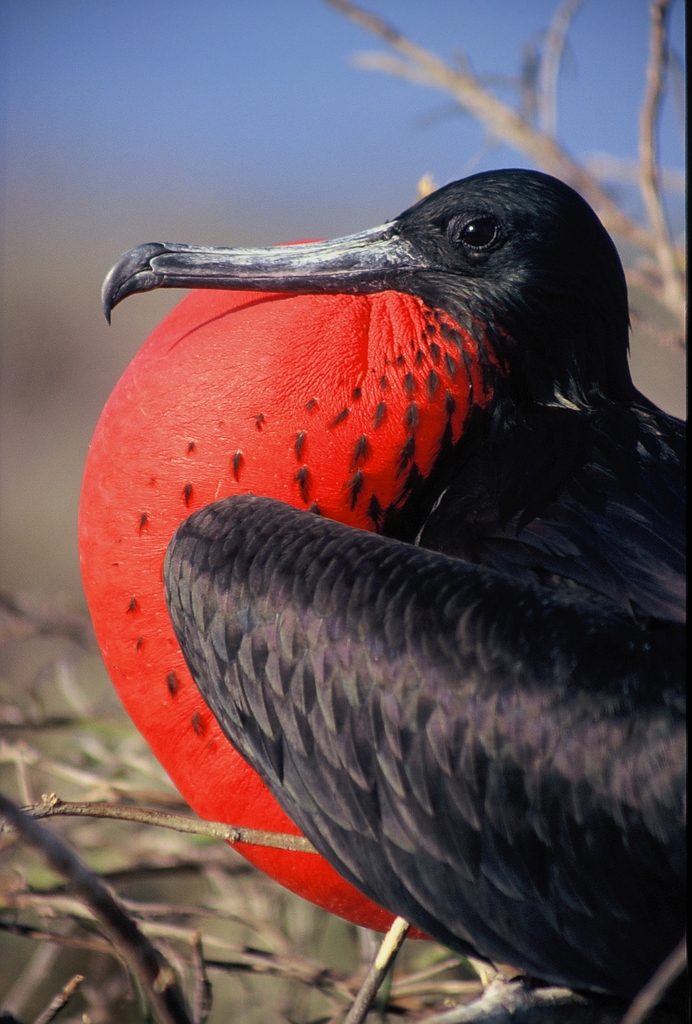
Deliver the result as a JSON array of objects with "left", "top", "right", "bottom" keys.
[{"left": 79, "top": 285, "right": 490, "bottom": 932}]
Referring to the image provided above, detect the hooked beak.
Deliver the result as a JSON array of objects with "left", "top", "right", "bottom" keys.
[{"left": 102, "top": 223, "right": 430, "bottom": 322}]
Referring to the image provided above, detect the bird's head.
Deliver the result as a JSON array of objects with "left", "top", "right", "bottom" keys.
[
  {"left": 104, "top": 169, "right": 633, "bottom": 412},
  {"left": 394, "top": 169, "right": 632, "bottom": 408}
]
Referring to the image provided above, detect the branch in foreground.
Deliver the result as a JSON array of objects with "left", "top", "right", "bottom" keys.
[
  {"left": 0, "top": 918, "right": 114, "bottom": 956},
  {"left": 344, "top": 916, "right": 410, "bottom": 1024},
  {"left": 419, "top": 978, "right": 589, "bottom": 1024},
  {"left": 0, "top": 792, "right": 192, "bottom": 1024},
  {"left": 190, "top": 932, "right": 213, "bottom": 1024},
  {"left": 0, "top": 916, "right": 355, "bottom": 1008},
  {"left": 620, "top": 932, "right": 687, "bottom": 1024},
  {"left": 31, "top": 973, "right": 84, "bottom": 1024},
  {"left": 21, "top": 793, "right": 317, "bottom": 854}
]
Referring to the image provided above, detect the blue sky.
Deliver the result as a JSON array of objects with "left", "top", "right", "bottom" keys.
[{"left": 1, "top": 0, "right": 685, "bottom": 243}]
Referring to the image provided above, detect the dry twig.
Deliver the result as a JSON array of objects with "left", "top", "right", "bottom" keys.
[
  {"left": 0, "top": 919, "right": 115, "bottom": 956},
  {"left": 344, "top": 916, "right": 410, "bottom": 1024},
  {"left": 31, "top": 973, "right": 84, "bottom": 1024},
  {"left": 21, "top": 793, "right": 317, "bottom": 854},
  {"left": 620, "top": 932, "right": 687, "bottom": 1024},
  {"left": 326, "top": 0, "right": 685, "bottom": 338},
  {"left": 328, "top": 0, "right": 650, "bottom": 248},
  {"left": 0, "top": 793, "right": 192, "bottom": 1024},
  {"left": 190, "top": 932, "right": 213, "bottom": 1024}
]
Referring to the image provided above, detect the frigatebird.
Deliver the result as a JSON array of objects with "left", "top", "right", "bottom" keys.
[{"left": 89, "top": 170, "right": 685, "bottom": 1002}]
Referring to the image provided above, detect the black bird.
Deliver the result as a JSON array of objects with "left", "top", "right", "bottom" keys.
[{"left": 104, "top": 170, "right": 686, "bottom": 1002}]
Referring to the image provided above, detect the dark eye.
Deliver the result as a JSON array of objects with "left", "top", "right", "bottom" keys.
[{"left": 451, "top": 215, "right": 501, "bottom": 252}]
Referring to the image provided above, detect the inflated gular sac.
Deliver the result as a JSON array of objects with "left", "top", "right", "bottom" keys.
[{"left": 79, "top": 283, "right": 488, "bottom": 931}]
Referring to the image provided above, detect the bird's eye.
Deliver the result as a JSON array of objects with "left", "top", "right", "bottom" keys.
[{"left": 450, "top": 215, "right": 501, "bottom": 252}]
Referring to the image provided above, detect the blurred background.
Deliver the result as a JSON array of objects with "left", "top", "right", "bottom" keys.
[
  {"left": 0, "top": 0, "right": 686, "bottom": 600},
  {"left": 0, "top": 3, "right": 686, "bottom": 1021}
]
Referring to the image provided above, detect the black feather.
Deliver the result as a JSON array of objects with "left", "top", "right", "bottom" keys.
[{"left": 161, "top": 171, "right": 685, "bottom": 1003}]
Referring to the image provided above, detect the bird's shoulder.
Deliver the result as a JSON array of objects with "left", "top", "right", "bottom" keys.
[{"left": 417, "top": 400, "right": 686, "bottom": 623}]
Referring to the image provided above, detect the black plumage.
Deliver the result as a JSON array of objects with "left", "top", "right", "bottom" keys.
[
  {"left": 165, "top": 495, "right": 684, "bottom": 999},
  {"left": 107, "top": 170, "right": 686, "bottom": 1001}
]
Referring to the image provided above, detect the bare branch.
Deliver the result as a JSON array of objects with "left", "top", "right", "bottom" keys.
[
  {"left": 1, "top": 940, "right": 64, "bottom": 1020},
  {"left": 0, "top": 918, "right": 115, "bottom": 956},
  {"left": 392, "top": 978, "right": 482, "bottom": 1002},
  {"left": 585, "top": 152, "right": 685, "bottom": 195},
  {"left": 620, "top": 932, "right": 687, "bottom": 1024},
  {"left": 417, "top": 979, "right": 589, "bottom": 1024},
  {"left": 0, "top": 915, "right": 357, "bottom": 1010},
  {"left": 0, "top": 741, "right": 189, "bottom": 807},
  {"left": 191, "top": 932, "right": 213, "bottom": 1024},
  {"left": 326, "top": 0, "right": 656, "bottom": 252},
  {"left": 537, "top": 0, "right": 583, "bottom": 137},
  {"left": 31, "top": 973, "right": 84, "bottom": 1024},
  {"left": 639, "top": 0, "right": 685, "bottom": 318},
  {"left": 204, "top": 950, "right": 354, "bottom": 1004},
  {"left": 344, "top": 916, "right": 410, "bottom": 1024},
  {"left": 328, "top": 0, "right": 686, "bottom": 339},
  {"left": 20, "top": 793, "right": 317, "bottom": 854},
  {"left": 0, "top": 792, "right": 193, "bottom": 1024}
]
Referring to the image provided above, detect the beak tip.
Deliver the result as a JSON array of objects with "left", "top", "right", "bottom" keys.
[
  {"left": 101, "top": 277, "right": 116, "bottom": 324},
  {"left": 101, "top": 242, "right": 169, "bottom": 324}
]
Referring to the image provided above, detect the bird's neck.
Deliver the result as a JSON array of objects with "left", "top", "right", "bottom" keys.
[{"left": 386, "top": 396, "right": 640, "bottom": 548}]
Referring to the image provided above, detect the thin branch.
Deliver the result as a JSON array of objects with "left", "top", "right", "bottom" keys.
[
  {"left": 0, "top": 739, "right": 183, "bottom": 806},
  {"left": 1, "top": 940, "right": 64, "bottom": 1019},
  {"left": 620, "top": 932, "right": 687, "bottom": 1024},
  {"left": 638, "top": 0, "right": 685, "bottom": 317},
  {"left": 391, "top": 956, "right": 465, "bottom": 990},
  {"left": 7, "top": 891, "right": 277, "bottom": 959},
  {"left": 0, "top": 792, "right": 193, "bottom": 1024},
  {"left": 31, "top": 973, "right": 84, "bottom": 1024},
  {"left": 326, "top": 0, "right": 657, "bottom": 253},
  {"left": 328, "top": 0, "right": 685, "bottom": 339},
  {"left": 3, "top": 873, "right": 487, "bottom": 1013},
  {"left": 419, "top": 978, "right": 587, "bottom": 1024},
  {"left": 0, "top": 915, "right": 361, "bottom": 1010},
  {"left": 585, "top": 152, "right": 685, "bottom": 195},
  {"left": 344, "top": 916, "right": 410, "bottom": 1024},
  {"left": 3, "top": 906, "right": 346, "bottom": 998},
  {"left": 0, "top": 715, "right": 90, "bottom": 730},
  {"left": 191, "top": 932, "right": 213, "bottom": 1024},
  {"left": 537, "top": 0, "right": 583, "bottom": 137},
  {"left": 391, "top": 979, "right": 483, "bottom": 1001},
  {"left": 204, "top": 952, "right": 354, "bottom": 1004},
  {"left": 0, "top": 918, "right": 115, "bottom": 956},
  {"left": 19, "top": 793, "right": 317, "bottom": 854}
]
